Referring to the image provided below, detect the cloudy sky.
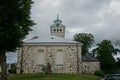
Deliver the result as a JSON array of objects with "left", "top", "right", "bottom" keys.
[
  {"left": 27, "top": 0, "right": 120, "bottom": 43},
  {"left": 7, "top": 0, "right": 120, "bottom": 63}
]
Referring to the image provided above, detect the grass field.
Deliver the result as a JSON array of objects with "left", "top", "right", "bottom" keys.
[{"left": 8, "top": 74, "right": 100, "bottom": 80}]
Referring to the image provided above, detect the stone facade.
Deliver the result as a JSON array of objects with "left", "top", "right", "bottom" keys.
[
  {"left": 17, "top": 16, "right": 100, "bottom": 74},
  {"left": 17, "top": 44, "right": 82, "bottom": 74},
  {"left": 81, "top": 61, "right": 100, "bottom": 74}
]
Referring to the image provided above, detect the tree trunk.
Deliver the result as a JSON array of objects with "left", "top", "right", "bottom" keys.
[{"left": 0, "top": 51, "right": 7, "bottom": 80}]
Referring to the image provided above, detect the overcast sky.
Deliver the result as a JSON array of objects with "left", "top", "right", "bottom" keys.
[
  {"left": 26, "top": 0, "right": 120, "bottom": 43},
  {"left": 7, "top": 0, "right": 120, "bottom": 63}
]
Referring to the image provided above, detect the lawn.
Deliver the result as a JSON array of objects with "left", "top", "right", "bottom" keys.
[{"left": 8, "top": 74, "right": 100, "bottom": 80}]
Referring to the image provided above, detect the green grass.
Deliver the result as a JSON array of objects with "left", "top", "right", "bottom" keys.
[{"left": 8, "top": 74, "right": 100, "bottom": 80}]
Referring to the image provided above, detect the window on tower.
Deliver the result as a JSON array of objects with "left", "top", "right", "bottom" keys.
[
  {"left": 60, "top": 29, "right": 62, "bottom": 32},
  {"left": 54, "top": 29, "right": 56, "bottom": 32},
  {"left": 57, "top": 29, "right": 59, "bottom": 32}
]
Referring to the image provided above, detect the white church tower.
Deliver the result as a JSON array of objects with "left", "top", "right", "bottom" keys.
[{"left": 50, "top": 14, "right": 65, "bottom": 38}]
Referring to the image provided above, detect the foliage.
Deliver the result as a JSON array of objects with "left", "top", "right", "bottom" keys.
[
  {"left": 92, "top": 40, "right": 120, "bottom": 73},
  {"left": 8, "top": 63, "right": 17, "bottom": 74},
  {"left": 111, "top": 68, "right": 120, "bottom": 74},
  {"left": 41, "top": 63, "right": 52, "bottom": 74},
  {"left": 41, "top": 65, "right": 47, "bottom": 73},
  {"left": 74, "top": 33, "right": 94, "bottom": 55},
  {"left": 111, "top": 58, "right": 120, "bottom": 73},
  {"left": 8, "top": 74, "right": 100, "bottom": 80},
  {"left": 0, "top": 0, "right": 34, "bottom": 52},
  {"left": 0, "top": 0, "right": 34, "bottom": 79},
  {"left": 94, "top": 70, "right": 105, "bottom": 77},
  {"left": 8, "top": 69, "right": 16, "bottom": 74},
  {"left": 116, "top": 58, "right": 120, "bottom": 69}
]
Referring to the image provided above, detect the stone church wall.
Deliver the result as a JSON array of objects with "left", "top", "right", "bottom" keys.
[
  {"left": 17, "top": 44, "right": 82, "bottom": 74},
  {"left": 81, "top": 61, "right": 100, "bottom": 74}
]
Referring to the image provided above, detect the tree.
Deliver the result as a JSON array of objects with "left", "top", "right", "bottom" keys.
[
  {"left": 92, "top": 40, "right": 120, "bottom": 73},
  {"left": 0, "top": 0, "right": 34, "bottom": 80},
  {"left": 113, "top": 58, "right": 120, "bottom": 73},
  {"left": 116, "top": 58, "right": 120, "bottom": 69},
  {"left": 74, "top": 33, "right": 94, "bottom": 55}
]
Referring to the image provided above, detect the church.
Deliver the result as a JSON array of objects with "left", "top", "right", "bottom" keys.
[{"left": 17, "top": 15, "right": 100, "bottom": 74}]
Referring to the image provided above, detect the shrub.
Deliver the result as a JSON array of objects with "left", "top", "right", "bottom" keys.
[
  {"left": 94, "top": 70, "right": 105, "bottom": 77},
  {"left": 41, "top": 63, "right": 52, "bottom": 74},
  {"left": 8, "top": 68, "right": 16, "bottom": 74},
  {"left": 41, "top": 65, "right": 47, "bottom": 73},
  {"left": 8, "top": 63, "right": 17, "bottom": 74},
  {"left": 111, "top": 68, "right": 120, "bottom": 74}
]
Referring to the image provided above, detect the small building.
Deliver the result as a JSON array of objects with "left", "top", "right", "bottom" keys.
[
  {"left": 82, "top": 53, "right": 100, "bottom": 74},
  {"left": 17, "top": 15, "right": 100, "bottom": 74}
]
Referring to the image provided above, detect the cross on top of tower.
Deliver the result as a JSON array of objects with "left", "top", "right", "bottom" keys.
[{"left": 54, "top": 14, "right": 62, "bottom": 23}]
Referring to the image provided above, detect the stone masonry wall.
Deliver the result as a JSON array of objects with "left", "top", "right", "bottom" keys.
[
  {"left": 81, "top": 61, "right": 100, "bottom": 74},
  {"left": 17, "top": 44, "right": 82, "bottom": 74}
]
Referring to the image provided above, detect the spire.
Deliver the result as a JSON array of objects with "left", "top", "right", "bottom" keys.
[
  {"left": 57, "top": 14, "right": 59, "bottom": 19},
  {"left": 54, "top": 14, "right": 62, "bottom": 23}
]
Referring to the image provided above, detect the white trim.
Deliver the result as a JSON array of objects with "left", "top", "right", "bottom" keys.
[{"left": 23, "top": 43, "right": 82, "bottom": 46}]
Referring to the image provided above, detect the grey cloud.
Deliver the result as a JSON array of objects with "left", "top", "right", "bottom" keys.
[
  {"left": 7, "top": 0, "right": 120, "bottom": 63},
  {"left": 28, "top": 0, "right": 120, "bottom": 43},
  {"left": 6, "top": 52, "right": 17, "bottom": 64}
]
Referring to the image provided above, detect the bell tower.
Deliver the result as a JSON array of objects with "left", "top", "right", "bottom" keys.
[{"left": 50, "top": 14, "right": 65, "bottom": 38}]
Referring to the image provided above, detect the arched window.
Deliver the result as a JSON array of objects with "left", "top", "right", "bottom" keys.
[
  {"left": 60, "top": 29, "right": 62, "bottom": 32},
  {"left": 56, "top": 50, "right": 64, "bottom": 65},
  {"left": 57, "top": 29, "right": 59, "bottom": 32},
  {"left": 35, "top": 49, "right": 44, "bottom": 65},
  {"left": 54, "top": 29, "right": 56, "bottom": 32}
]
